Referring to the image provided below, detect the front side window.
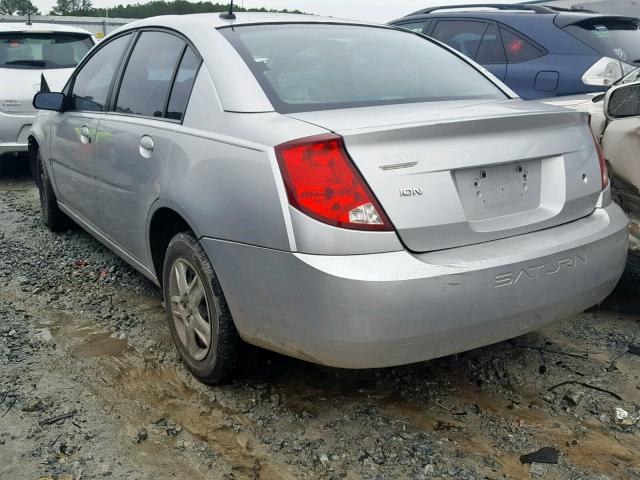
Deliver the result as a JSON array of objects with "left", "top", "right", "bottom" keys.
[
  {"left": 115, "top": 31, "right": 185, "bottom": 117},
  {"left": 69, "top": 33, "right": 132, "bottom": 112},
  {"left": 431, "top": 20, "right": 488, "bottom": 58},
  {"left": 220, "top": 24, "right": 506, "bottom": 114},
  {"left": 0, "top": 33, "right": 93, "bottom": 69},
  {"left": 499, "top": 26, "right": 544, "bottom": 63}
]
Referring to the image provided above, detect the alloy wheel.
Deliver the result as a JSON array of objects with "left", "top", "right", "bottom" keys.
[{"left": 168, "top": 258, "right": 213, "bottom": 361}]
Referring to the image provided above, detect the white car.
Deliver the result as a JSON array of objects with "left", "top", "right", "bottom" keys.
[
  {"left": 601, "top": 81, "right": 640, "bottom": 261},
  {"left": 0, "top": 22, "right": 95, "bottom": 157},
  {"left": 542, "top": 75, "right": 640, "bottom": 261}
]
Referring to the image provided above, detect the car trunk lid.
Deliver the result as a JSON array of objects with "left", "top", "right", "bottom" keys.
[{"left": 287, "top": 99, "right": 603, "bottom": 252}]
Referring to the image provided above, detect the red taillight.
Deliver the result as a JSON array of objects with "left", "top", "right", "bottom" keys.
[
  {"left": 275, "top": 134, "right": 393, "bottom": 231},
  {"left": 590, "top": 130, "right": 609, "bottom": 190}
]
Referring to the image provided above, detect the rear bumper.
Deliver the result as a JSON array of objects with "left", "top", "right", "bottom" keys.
[
  {"left": 201, "top": 203, "right": 628, "bottom": 369},
  {"left": 0, "top": 110, "right": 34, "bottom": 154},
  {"left": 0, "top": 142, "right": 28, "bottom": 154}
]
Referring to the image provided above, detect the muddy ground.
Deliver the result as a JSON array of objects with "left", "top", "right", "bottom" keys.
[{"left": 0, "top": 155, "right": 639, "bottom": 480}]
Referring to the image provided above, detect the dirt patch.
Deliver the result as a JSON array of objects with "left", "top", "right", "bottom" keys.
[{"left": 1, "top": 159, "right": 639, "bottom": 479}]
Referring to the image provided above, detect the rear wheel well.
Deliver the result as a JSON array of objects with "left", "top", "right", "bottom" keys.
[{"left": 149, "top": 208, "right": 193, "bottom": 286}]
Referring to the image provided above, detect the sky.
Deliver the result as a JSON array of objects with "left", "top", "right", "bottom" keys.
[{"left": 33, "top": 0, "right": 523, "bottom": 22}]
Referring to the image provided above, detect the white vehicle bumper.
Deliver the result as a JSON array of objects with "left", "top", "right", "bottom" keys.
[{"left": 0, "top": 111, "right": 34, "bottom": 155}]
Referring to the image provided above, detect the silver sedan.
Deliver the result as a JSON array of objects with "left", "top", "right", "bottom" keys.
[{"left": 29, "top": 13, "right": 628, "bottom": 383}]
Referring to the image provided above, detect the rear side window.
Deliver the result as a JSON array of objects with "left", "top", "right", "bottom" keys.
[
  {"left": 166, "top": 47, "right": 202, "bottom": 121},
  {"left": 476, "top": 24, "right": 505, "bottom": 64},
  {"left": 499, "top": 27, "right": 544, "bottom": 63},
  {"left": 69, "top": 33, "right": 131, "bottom": 112},
  {"left": 116, "top": 31, "right": 185, "bottom": 117},
  {"left": 432, "top": 20, "right": 488, "bottom": 58},
  {"left": 563, "top": 17, "right": 640, "bottom": 64},
  {"left": 0, "top": 33, "right": 93, "bottom": 69},
  {"left": 220, "top": 24, "right": 506, "bottom": 114}
]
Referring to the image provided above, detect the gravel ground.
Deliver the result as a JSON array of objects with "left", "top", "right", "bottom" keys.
[{"left": 0, "top": 155, "right": 639, "bottom": 480}]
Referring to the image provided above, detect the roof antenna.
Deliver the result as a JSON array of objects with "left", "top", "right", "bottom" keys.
[
  {"left": 219, "top": 0, "right": 236, "bottom": 20},
  {"left": 26, "top": 8, "right": 32, "bottom": 26}
]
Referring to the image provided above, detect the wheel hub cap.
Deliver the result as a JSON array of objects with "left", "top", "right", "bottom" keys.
[{"left": 168, "top": 259, "right": 212, "bottom": 361}]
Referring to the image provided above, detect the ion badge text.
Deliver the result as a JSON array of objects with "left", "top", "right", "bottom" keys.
[
  {"left": 494, "top": 254, "right": 587, "bottom": 288},
  {"left": 399, "top": 188, "right": 423, "bottom": 197}
]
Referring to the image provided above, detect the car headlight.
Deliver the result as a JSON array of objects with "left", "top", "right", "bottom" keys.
[{"left": 582, "top": 57, "right": 636, "bottom": 86}]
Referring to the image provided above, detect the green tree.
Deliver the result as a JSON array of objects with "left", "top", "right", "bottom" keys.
[
  {"left": 0, "top": 0, "right": 40, "bottom": 15},
  {"left": 88, "top": 1, "right": 304, "bottom": 18},
  {"left": 50, "top": 0, "right": 93, "bottom": 15}
]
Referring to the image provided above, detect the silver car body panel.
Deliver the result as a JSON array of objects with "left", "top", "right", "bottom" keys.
[
  {"left": 289, "top": 100, "right": 604, "bottom": 251},
  {"left": 201, "top": 202, "right": 627, "bottom": 368},
  {"left": 30, "top": 13, "right": 629, "bottom": 368}
]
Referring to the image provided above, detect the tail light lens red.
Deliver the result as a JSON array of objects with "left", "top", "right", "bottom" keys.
[
  {"left": 275, "top": 134, "right": 393, "bottom": 231},
  {"left": 590, "top": 130, "right": 609, "bottom": 190}
]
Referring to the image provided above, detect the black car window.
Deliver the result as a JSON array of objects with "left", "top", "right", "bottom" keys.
[
  {"left": 563, "top": 17, "right": 640, "bottom": 64},
  {"left": 0, "top": 33, "right": 93, "bottom": 69},
  {"left": 476, "top": 23, "right": 506, "bottom": 64},
  {"left": 431, "top": 20, "right": 488, "bottom": 58},
  {"left": 396, "top": 21, "right": 428, "bottom": 33},
  {"left": 116, "top": 31, "right": 185, "bottom": 118},
  {"left": 221, "top": 24, "right": 506, "bottom": 114},
  {"left": 499, "top": 26, "right": 544, "bottom": 63},
  {"left": 166, "top": 47, "right": 202, "bottom": 121},
  {"left": 69, "top": 33, "right": 131, "bottom": 112}
]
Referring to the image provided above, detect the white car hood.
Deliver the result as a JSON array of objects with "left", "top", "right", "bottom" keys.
[{"left": 0, "top": 68, "right": 74, "bottom": 114}]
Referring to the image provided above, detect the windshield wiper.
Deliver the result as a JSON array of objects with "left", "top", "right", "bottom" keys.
[{"left": 4, "top": 59, "right": 46, "bottom": 67}]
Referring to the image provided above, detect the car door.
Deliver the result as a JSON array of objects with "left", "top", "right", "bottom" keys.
[
  {"left": 93, "top": 30, "right": 201, "bottom": 264},
  {"left": 50, "top": 33, "right": 133, "bottom": 221}
]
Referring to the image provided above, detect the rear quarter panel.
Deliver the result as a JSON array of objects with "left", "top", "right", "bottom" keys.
[
  {"left": 151, "top": 67, "right": 326, "bottom": 253},
  {"left": 500, "top": 15, "right": 601, "bottom": 97}
]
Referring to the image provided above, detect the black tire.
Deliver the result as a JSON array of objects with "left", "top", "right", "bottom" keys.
[
  {"left": 625, "top": 251, "right": 640, "bottom": 283},
  {"left": 163, "top": 232, "right": 239, "bottom": 384},
  {"left": 36, "top": 150, "right": 73, "bottom": 232}
]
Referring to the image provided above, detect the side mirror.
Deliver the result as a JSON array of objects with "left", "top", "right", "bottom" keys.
[
  {"left": 33, "top": 92, "right": 66, "bottom": 112},
  {"left": 604, "top": 81, "right": 640, "bottom": 120}
]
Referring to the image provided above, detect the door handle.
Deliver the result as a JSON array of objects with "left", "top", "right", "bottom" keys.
[
  {"left": 80, "top": 125, "right": 91, "bottom": 145},
  {"left": 139, "top": 135, "right": 154, "bottom": 158}
]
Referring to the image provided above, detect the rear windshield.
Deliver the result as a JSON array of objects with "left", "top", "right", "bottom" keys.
[
  {"left": 0, "top": 33, "right": 93, "bottom": 69},
  {"left": 220, "top": 24, "right": 506, "bottom": 113},
  {"left": 563, "top": 18, "right": 640, "bottom": 65}
]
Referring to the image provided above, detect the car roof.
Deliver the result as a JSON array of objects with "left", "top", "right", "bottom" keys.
[
  {"left": 0, "top": 22, "right": 93, "bottom": 35},
  {"left": 105, "top": 13, "right": 388, "bottom": 114},
  {"left": 393, "top": 6, "right": 633, "bottom": 27}
]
